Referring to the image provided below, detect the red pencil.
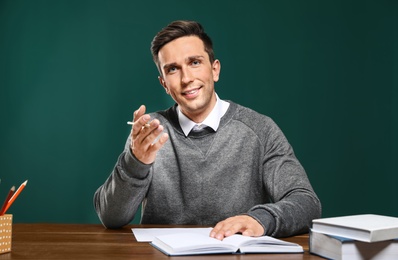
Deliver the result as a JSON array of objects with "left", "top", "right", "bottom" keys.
[
  {"left": 2, "top": 180, "right": 28, "bottom": 215},
  {"left": 0, "top": 186, "right": 15, "bottom": 215}
]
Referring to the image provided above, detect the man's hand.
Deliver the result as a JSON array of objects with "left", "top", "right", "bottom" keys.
[
  {"left": 130, "top": 105, "right": 169, "bottom": 164},
  {"left": 210, "top": 215, "right": 265, "bottom": 240}
]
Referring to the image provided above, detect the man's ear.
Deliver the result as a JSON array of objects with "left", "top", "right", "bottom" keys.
[
  {"left": 212, "top": 59, "right": 221, "bottom": 82},
  {"left": 158, "top": 76, "right": 169, "bottom": 94}
]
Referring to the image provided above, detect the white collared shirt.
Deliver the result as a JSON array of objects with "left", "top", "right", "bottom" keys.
[{"left": 178, "top": 93, "right": 230, "bottom": 136}]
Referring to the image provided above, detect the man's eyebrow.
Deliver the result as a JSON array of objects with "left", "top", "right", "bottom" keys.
[
  {"left": 162, "top": 56, "right": 205, "bottom": 70},
  {"left": 163, "top": 62, "right": 178, "bottom": 70},
  {"left": 187, "top": 55, "right": 205, "bottom": 61}
]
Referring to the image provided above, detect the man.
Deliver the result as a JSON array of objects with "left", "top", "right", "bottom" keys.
[{"left": 94, "top": 20, "right": 321, "bottom": 240}]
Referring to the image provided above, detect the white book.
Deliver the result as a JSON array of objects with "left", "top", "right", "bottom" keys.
[
  {"left": 150, "top": 232, "right": 303, "bottom": 256},
  {"left": 312, "top": 214, "right": 398, "bottom": 242},
  {"left": 310, "top": 229, "right": 398, "bottom": 260}
]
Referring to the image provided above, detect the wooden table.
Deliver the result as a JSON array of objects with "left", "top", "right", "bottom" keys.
[{"left": 3, "top": 224, "right": 323, "bottom": 259}]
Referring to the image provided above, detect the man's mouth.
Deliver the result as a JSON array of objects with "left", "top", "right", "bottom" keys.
[{"left": 183, "top": 87, "right": 202, "bottom": 97}]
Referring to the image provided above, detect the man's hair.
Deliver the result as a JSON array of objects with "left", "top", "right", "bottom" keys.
[{"left": 151, "top": 20, "right": 215, "bottom": 75}]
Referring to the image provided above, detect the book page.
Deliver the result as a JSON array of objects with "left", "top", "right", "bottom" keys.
[
  {"left": 224, "top": 234, "right": 301, "bottom": 247},
  {"left": 223, "top": 235, "right": 303, "bottom": 253},
  {"left": 153, "top": 232, "right": 238, "bottom": 254},
  {"left": 132, "top": 227, "right": 213, "bottom": 242}
]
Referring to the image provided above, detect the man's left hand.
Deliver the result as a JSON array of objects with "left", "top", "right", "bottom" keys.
[{"left": 210, "top": 215, "right": 265, "bottom": 240}]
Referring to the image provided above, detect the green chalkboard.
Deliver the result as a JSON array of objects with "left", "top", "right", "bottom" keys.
[{"left": 0, "top": 0, "right": 397, "bottom": 224}]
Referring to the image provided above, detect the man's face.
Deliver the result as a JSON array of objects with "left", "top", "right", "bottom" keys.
[{"left": 158, "top": 36, "right": 220, "bottom": 123}]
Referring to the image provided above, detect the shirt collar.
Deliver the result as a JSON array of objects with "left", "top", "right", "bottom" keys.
[{"left": 178, "top": 93, "right": 230, "bottom": 137}]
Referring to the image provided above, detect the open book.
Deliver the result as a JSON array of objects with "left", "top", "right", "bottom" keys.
[{"left": 150, "top": 232, "right": 303, "bottom": 256}]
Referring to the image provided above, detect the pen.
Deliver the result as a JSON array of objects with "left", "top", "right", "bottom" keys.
[
  {"left": 2, "top": 180, "right": 28, "bottom": 214},
  {"left": 127, "top": 121, "right": 151, "bottom": 128},
  {"left": 0, "top": 186, "right": 15, "bottom": 216}
]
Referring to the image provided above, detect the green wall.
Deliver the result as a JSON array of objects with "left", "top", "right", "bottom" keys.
[{"left": 1, "top": 0, "right": 397, "bottom": 224}]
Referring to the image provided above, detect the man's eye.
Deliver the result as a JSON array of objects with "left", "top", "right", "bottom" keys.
[
  {"left": 191, "top": 60, "right": 201, "bottom": 66},
  {"left": 168, "top": 67, "right": 177, "bottom": 73}
]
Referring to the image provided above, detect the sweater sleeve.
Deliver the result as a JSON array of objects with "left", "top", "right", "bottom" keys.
[
  {"left": 247, "top": 119, "right": 322, "bottom": 237},
  {"left": 93, "top": 136, "right": 152, "bottom": 229}
]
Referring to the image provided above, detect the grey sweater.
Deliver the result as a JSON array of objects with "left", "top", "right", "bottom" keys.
[{"left": 94, "top": 101, "right": 321, "bottom": 237}]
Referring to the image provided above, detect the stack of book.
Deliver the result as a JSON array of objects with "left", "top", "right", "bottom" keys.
[{"left": 310, "top": 214, "right": 398, "bottom": 260}]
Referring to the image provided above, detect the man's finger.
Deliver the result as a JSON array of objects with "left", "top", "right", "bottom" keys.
[
  {"left": 132, "top": 114, "right": 151, "bottom": 137},
  {"left": 133, "top": 105, "right": 146, "bottom": 122}
]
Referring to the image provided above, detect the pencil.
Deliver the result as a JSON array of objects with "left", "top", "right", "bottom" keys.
[
  {"left": 2, "top": 180, "right": 28, "bottom": 214},
  {"left": 0, "top": 186, "right": 15, "bottom": 216}
]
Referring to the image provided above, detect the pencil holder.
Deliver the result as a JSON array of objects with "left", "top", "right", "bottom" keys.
[{"left": 0, "top": 214, "right": 12, "bottom": 254}]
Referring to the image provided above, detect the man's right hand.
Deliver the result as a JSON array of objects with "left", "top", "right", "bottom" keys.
[{"left": 130, "top": 105, "right": 169, "bottom": 164}]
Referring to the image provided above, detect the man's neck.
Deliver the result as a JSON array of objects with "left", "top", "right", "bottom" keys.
[
  {"left": 181, "top": 96, "right": 217, "bottom": 123},
  {"left": 177, "top": 93, "right": 230, "bottom": 137}
]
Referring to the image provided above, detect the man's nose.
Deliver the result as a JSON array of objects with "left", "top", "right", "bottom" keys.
[{"left": 181, "top": 67, "right": 194, "bottom": 84}]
